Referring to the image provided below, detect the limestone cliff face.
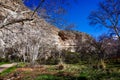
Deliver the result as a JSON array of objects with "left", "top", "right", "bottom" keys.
[
  {"left": 0, "top": 0, "right": 93, "bottom": 60},
  {"left": 58, "top": 31, "right": 93, "bottom": 52}
]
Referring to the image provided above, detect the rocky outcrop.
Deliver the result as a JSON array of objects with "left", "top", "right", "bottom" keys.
[
  {"left": 58, "top": 31, "right": 93, "bottom": 52},
  {"left": 0, "top": 0, "right": 93, "bottom": 61}
]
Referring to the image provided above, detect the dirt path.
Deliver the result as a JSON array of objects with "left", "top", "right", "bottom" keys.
[{"left": 0, "top": 63, "right": 17, "bottom": 73}]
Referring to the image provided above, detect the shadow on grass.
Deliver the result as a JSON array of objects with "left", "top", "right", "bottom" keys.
[
  {"left": 91, "top": 72, "right": 120, "bottom": 80},
  {"left": 35, "top": 69, "right": 120, "bottom": 80},
  {"left": 35, "top": 72, "right": 88, "bottom": 80}
]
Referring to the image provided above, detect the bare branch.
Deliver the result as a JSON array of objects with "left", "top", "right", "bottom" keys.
[
  {"left": 31, "top": 0, "right": 45, "bottom": 18},
  {"left": 89, "top": 0, "right": 120, "bottom": 40}
]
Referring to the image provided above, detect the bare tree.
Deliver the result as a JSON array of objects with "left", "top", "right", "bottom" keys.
[
  {"left": 88, "top": 0, "right": 120, "bottom": 40},
  {"left": 23, "top": 0, "right": 77, "bottom": 28},
  {"left": 0, "top": 0, "right": 61, "bottom": 65},
  {"left": 64, "top": 24, "right": 76, "bottom": 31}
]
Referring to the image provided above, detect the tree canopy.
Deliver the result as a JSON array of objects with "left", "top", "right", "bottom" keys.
[{"left": 88, "top": 0, "right": 120, "bottom": 40}]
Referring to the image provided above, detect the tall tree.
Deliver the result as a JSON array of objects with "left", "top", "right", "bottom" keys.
[{"left": 88, "top": 0, "right": 120, "bottom": 40}]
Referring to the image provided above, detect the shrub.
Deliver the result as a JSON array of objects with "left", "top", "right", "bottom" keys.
[{"left": 63, "top": 51, "right": 80, "bottom": 64}]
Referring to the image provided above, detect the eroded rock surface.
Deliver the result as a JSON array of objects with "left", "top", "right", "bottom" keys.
[{"left": 0, "top": 0, "right": 93, "bottom": 61}]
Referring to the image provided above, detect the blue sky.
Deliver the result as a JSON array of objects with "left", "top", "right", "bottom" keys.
[
  {"left": 64, "top": 0, "right": 108, "bottom": 37},
  {"left": 23, "top": 0, "right": 108, "bottom": 37}
]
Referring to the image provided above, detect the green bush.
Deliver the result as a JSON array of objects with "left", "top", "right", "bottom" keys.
[
  {"left": 45, "top": 57, "right": 59, "bottom": 65},
  {"left": 63, "top": 51, "right": 80, "bottom": 64}
]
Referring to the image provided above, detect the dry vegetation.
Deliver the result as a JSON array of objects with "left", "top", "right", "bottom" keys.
[{"left": 0, "top": 0, "right": 120, "bottom": 80}]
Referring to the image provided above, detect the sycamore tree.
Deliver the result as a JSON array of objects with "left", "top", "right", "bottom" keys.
[
  {"left": 0, "top": 0, "right": 77, "bottom": 64},
  {"left": 88, "top": 0, "right": 120, "bottom": 40}
]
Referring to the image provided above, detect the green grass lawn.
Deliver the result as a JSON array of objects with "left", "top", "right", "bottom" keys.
[
  {"left": 35, "top": 69, "right": 120, "bottom": 80},
  {"left": 0, "top": 62, "right": 10, "bottom": 65},
  {"left": 0, "top": 66, "right": 16, "bottom": 76},
  {"left": 0, "top": 62, "right": 26, "bottom": 76},
  {"left": 35, "top": 63, "right": 120, "bottom": 80},
  {"left": 0, "top": 62, "right": 120, "bottom": 80},
  {"left": 35, "top": 74, "right": 88, "bottom": 80}
]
